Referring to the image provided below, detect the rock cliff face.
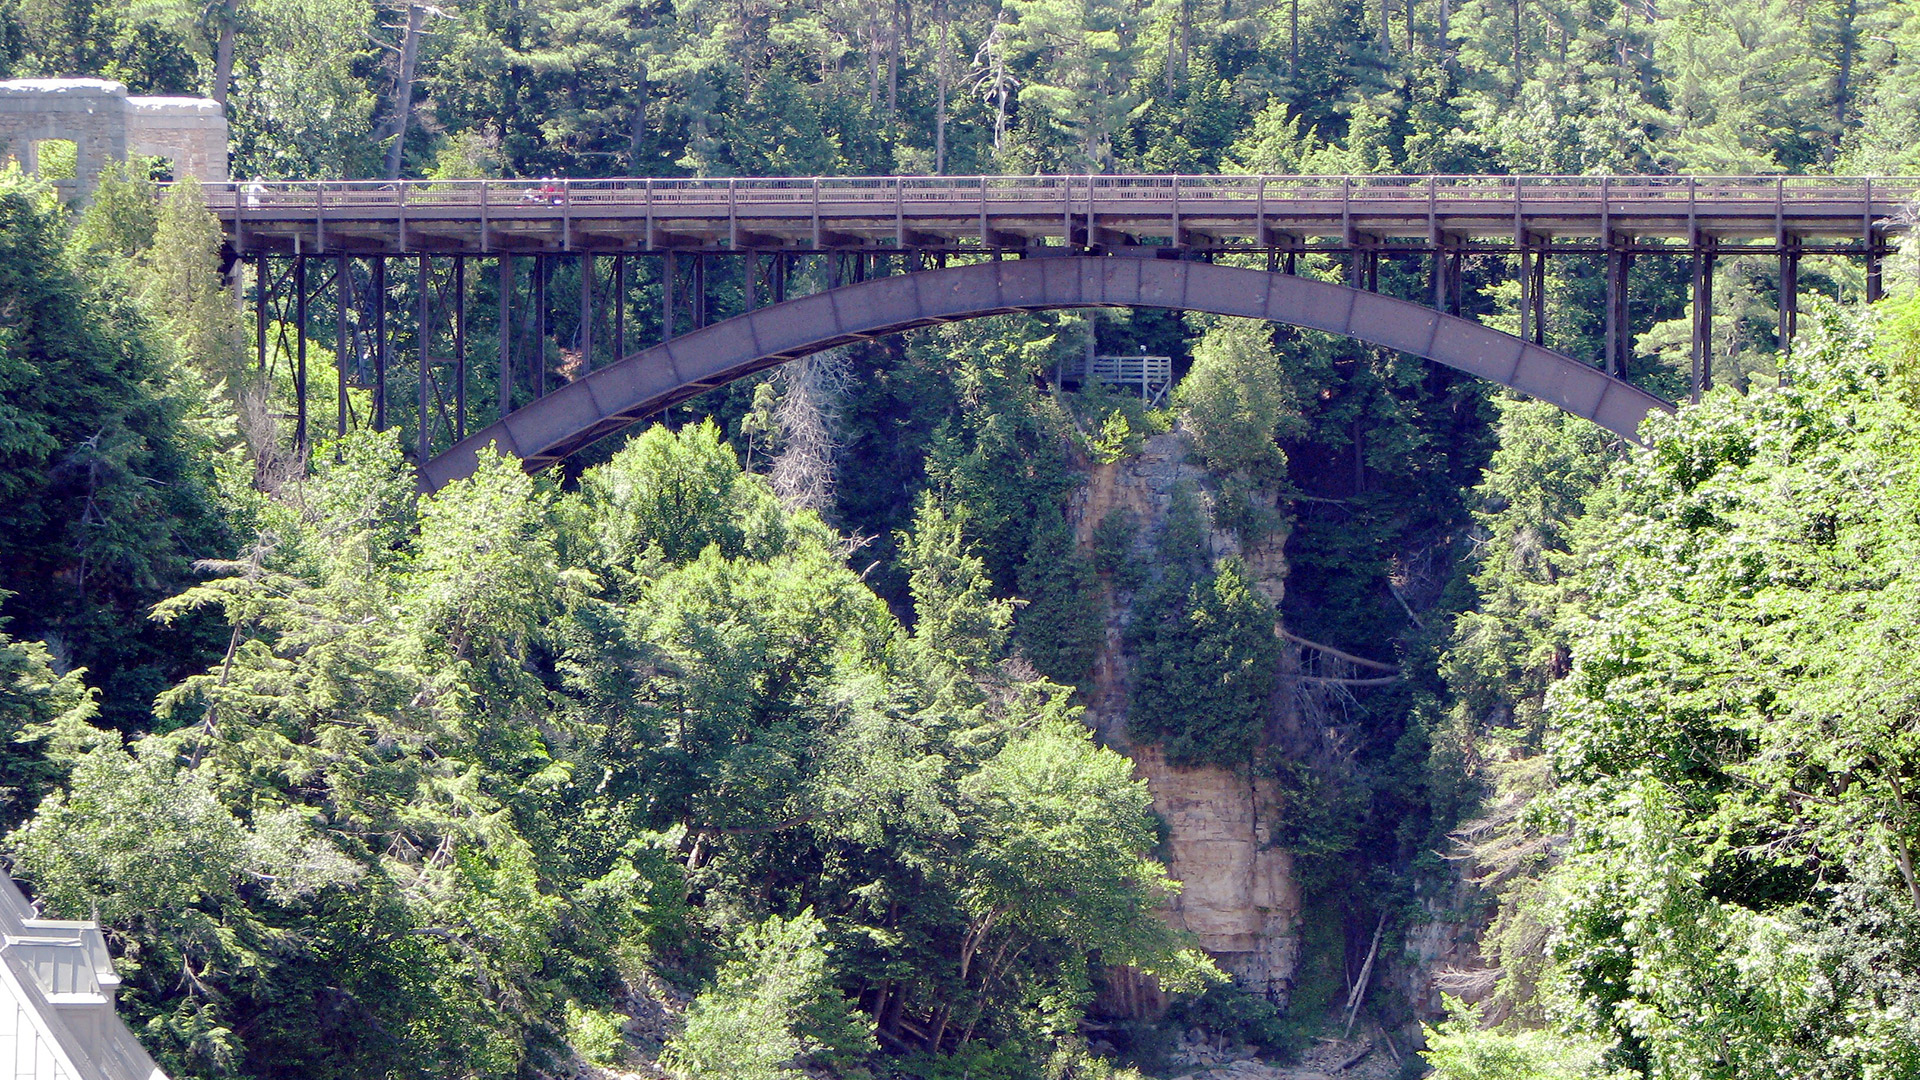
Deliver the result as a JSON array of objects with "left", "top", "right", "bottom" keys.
[{"left": 1070, "top": 431, "right": 1303, "bottom": 1012}]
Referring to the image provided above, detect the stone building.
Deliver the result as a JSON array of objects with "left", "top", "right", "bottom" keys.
[
  {"left": 0, "top": 78, "right": 227, "bottom": 197},
  {"left": 0, "top": 872, "right": 167, "bottom": 1080}
]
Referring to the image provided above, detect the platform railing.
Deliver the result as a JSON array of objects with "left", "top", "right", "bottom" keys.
[{"left": 199, "top": 174, "right": 1920, "bottom": 213}]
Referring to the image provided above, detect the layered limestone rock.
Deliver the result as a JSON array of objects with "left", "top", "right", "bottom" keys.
[
  {"left": 1069, "top": 429, "right": 1492, "bottom": 1034},
  {"left": 1071, "top": 431, "right": 1302, "bottom": 1012},
  {"left": 1131, "top": 745, "right": 1300, "bottom": 1004}
]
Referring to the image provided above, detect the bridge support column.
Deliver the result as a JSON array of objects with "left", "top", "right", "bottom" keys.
[
  {"left": 336, "top": 252, "right": 350, "bottom": 439},
  {"left": 418, "top": 253, "right": 431, "bottom": 461},
  {"left": 1432, "top": 241, "right": 1461, "bottom": 313},
  {"left": 1691, "top": 239, "right": 1716, "bottom": 403},
  {"left": 497, "top": 255, "right": 512, "bottom": 417},
  {"left": 1518, "top": 242, "right": 1533, "bottom": 345},
  {"left": 1867, "top": 231, "right": 1884, "bottom": 303},
  {"left": 662, "top": 251, "right": 676, "bottom": 341},
  {"left": 1778, "top": 238, "right": 1798, "bottom": 379},
  {"left": 1604, "top": 238, "right": 1630, "bottom": 378},
  {"left": 374, "top": 258, "right": 388, "bottom": 431},
  {"left": 1528, "top": 240, "right": 1547, "bottom": 345},
  {"left": 579, "top": 254, "right": 593, "bottom": 373},
  {"left": 454, "top": 256, "right": 467, "bottom": 441},
  {"left": 693, "top": 254, "right": 708, "bottom": 328},
  {"left": 534, "top": 254, "right": 548, "bottom": 396},
  {"left": 295, "top": 256, "right": 308, "bottom": 460},
  {"left": 1515, "top": 235, "right": 1549, "bottom": 345},
  {"left": 1084, "top": 183, "right": 1096, "bottom": 254},
  {"left": 254, "top": 253, "right": 268, "bottom": 374},
  {"left": 1432, "top": 244, "right": 1465, "bottom": 316},
  {"left": 614, "top": 255, "right": 627, "bottom": 360}
]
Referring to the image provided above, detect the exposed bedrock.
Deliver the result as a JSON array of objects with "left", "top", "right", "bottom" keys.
[{"left": 1070, "top": 431, "right": 1302, "bottom": 1015}]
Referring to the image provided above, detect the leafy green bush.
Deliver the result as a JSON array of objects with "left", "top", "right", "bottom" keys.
[
  {"left": 574, "top": 419, "right": 785, "bottom": 570},
  {"left": 1066, "top": 380, "right": 1169, "bottom": 465},
  {"left": 1126, "top": 490, "right": 1278, "bottom": 768},
  {"left": 1419, "top": 997, "right": 1613, "bottom": 1080},
  {"left": 661, "top": 910, "right": 875, "bottom": 1080},
  {"left": 1162, "top": 982, "right": 1295, "bottom": 1056},
  {"left": 563, "top": 1000, "right": 628, "bottom": 1067},
  {"left": 1173, "top": 320, "right": 1298, "bottom": 482}
]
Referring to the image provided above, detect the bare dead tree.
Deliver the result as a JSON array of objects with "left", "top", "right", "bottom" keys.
[
  {"left": 236, "top": 380, "right": 302, "bottom": 494},
  {"left": 769, "top": 349, "right": 851, "bottom": 513},
  {"left": 383, "top": 3, "right": 427, "bottom": 179},
  {"left": 381, "top": 4, "right": 455, "bottom": 180}
]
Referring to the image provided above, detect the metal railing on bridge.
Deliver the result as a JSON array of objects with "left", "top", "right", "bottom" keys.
[
  {"left": 210, "top": 173, "right": 1916, "bottom": 257},
  {"left": 215, "top": 172, "right": 1917, "bottom": 209}
]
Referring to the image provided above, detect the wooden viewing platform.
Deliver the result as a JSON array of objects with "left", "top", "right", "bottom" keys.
[{"left": 1059, "top": 353, "right": 1175, "bottom": 405}]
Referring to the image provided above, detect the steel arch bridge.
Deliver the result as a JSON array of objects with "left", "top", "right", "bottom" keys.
[
  {"left": 419, "top": 256, "right": 1669, "bottom": 490},
  {"left": 202, "top": 174, "right": 1910, "bottom": 486}
]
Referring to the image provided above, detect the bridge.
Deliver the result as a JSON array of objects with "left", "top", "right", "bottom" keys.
[{"left": 202, "top": 174, "right": 1913, "bottom": 487}]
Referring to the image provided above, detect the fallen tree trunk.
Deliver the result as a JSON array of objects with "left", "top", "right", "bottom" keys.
[{"left": 1278, "top": 626, "right": 1399, "bottom": 671}]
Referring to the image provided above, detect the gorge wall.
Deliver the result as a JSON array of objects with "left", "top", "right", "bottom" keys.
[
  {"left": 1072, "top": 430, "right": 1491, "bottom": 1032},
  {"left": 1070, "top": 431, "right": 1304, "bottom": 1011}
]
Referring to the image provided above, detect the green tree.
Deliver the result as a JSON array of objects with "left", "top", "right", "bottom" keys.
[
  {"left": 662, "top": 910, "right": 876, "bottom": 1080},
  {"left": 574, "top": 419, "right": 782, "bottom": 571},
  {"left": 1, "top": 0, "right": 200, "bottom": 92},
  {"left": 69, "top": 156, "right": 158, "bottom": 256},
  {"left": 225, "top": 0, "right": 380, "bottom": 179},
  {"left": 0, "top": 166, "right": 227, "bottom": 730},
  {"left": 1420, "top": 996, "right": 1613, "bottom": 1080},
  {"left": 1174, "top": 317, "right": 1297, "bottom": 482},
  {"left": 901, "top": 496, "right": 1015, "bottom": 677},
  {"left": 140, "top": 176, "right": 247, "bottom": 389},
  {"left": 1455, "top": 299, "right": 1920, "bottom": 1077},
  {"left": 1013, "top": 504, "right": 1102, "bottom": 687},
  {"left": 1126, "top": 489, "right": 1280, "bottom": 768},
  {"left": 957, "top": 712, "right": 1217, "bottom": 990},
  {"left": 0, "top": 610, "right": 96, "bottom": 831},
  {"left": 1129, "top": 553, "right": 1278, "bottom": 768},
  {"left": 1004, "top": 0, "right": 1144, "bottom": 167}
]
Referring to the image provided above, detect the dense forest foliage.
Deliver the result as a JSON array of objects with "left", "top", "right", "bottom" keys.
[
  {"left": 1, "top": 0, "right": 1917, "bottom": 183},
  {"left": 1427, "top": 293, "right": 1920, "bottom": 1079},
  {"left": 5, "top": 165, "right": 1222, "bottom": 1077},
  {"left": 2, "top": 0, "right": 1919, "bottom": 1077}
]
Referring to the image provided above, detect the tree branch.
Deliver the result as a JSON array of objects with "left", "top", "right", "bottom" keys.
[
  {"left": 691, "top": 814, "right": 817, "bottom": 836},
  {"left": 1277, "top": 627, "right": 1399, "bottom": 671},
  {"left": 1299, "top": 674, "right": 1402, "bottom": 687}
]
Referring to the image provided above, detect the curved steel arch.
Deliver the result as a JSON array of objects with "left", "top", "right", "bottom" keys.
[{"left": 422, "top": 257, "right": 1672, "bottom": 490}]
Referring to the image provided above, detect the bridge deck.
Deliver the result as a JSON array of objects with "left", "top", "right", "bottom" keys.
[{"left": 214, "top": 174, "right": 1914, "bottom": 256}]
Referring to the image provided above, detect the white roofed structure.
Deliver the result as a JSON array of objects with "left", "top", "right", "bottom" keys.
[{"left": 0, "top": 873, "right": 167, "bottom": 1080}]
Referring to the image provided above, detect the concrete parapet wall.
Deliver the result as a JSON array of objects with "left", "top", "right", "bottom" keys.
[{"left": 0, "top": 78, "right": 227, "bottom": 195}]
